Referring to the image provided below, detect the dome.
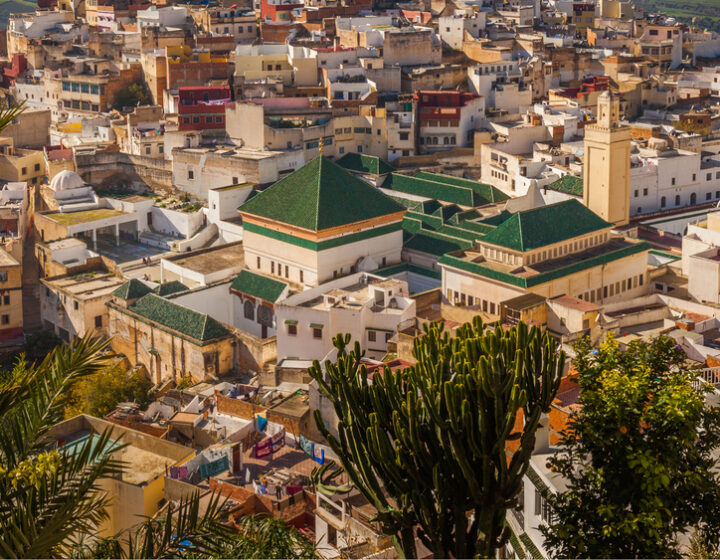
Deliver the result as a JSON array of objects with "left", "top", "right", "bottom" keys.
[{"left": 50, "top": 170, "right": 85, "bottom": 192}]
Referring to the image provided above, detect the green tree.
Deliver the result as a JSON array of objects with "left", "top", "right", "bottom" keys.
[
  {"left": 114, "top": 83, "right": 152, "bottom": 109},
  {"left": 65, "top": 362, "right": 153, "bottom": 419},
  {"left": 0, "top": 335, "right": 125, "bottom": 557},
  {"left": 543, "top": 335, "right": 720, "bottom": 558},
  {"left": 79, "top": 501, "right": 317, "bottom": 559},
  {"left": 310, "top": 319, "right": 564, "bottom": 558}
]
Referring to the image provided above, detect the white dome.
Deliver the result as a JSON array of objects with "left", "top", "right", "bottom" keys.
[{"left": 50, "top": 170, "right": 85, "bottom": 192}]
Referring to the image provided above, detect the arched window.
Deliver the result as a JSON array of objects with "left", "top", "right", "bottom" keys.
[
  {"left": 243, "top": 300, "right": 254, "bottom": 320},
  {"left": 690, "top": 192, "right": 697, "bottom": 205},
  {"left": 675, "top": 194, "right": 681, "bottom": 206},
  {"left": 661, "top": 196, "right": 666, "bottom": 208}
]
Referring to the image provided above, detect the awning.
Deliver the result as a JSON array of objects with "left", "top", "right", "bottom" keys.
[
  {"left": 284, "top": 319, "right": 298, "bottom": 325},
  {"left": 309, "top": 323, "right": 324, "bottom": 329}
]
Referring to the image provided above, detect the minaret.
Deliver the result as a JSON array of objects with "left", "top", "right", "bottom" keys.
[{"left": 583, "top": 90, "right": 631, "bottom": 226}]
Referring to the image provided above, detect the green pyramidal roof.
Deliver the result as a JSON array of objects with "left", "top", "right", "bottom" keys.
[
  {"left": 129, "top": 294, "right": 229, "bottom": 342},
  {"left": 112, "top": 278, "right": 153, "bottom": 300},
  {"left": 238, "top": 156, "right": 405, "bottom": 231},
  {"left": 336, "top": 152, "right": 395, "bottom": 175},
  {"left": 481, "top": 199, "right": 612, "bottom": 252}
]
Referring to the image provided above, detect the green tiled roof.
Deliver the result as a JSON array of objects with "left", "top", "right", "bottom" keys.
[
  {"left": 547, "top": 174, "right": 583, "bottom": 197},
  {"left": 384, "top": 173, "right": 478, "bottom": 206},
  {"left": 335, "top": 152, "right": 394, "bottom": 175},
  {"left": 230, "top": 269, "right": 287, "bottom": 303},
  {"left": 155, "top": 281, "right": 188, "bottom": 297},
  {"left": 414, "top": 171, "right": 509, "bottom": 203},
  {"left": 112, "top": 278, "right": 153, "bottom": 300},
  {"left": 129, "top": 294, "right": 229, "bottom": 341},
  {"left": 404, "top": 231, "right": 471, "bottom": 256},
  {"left": 439, "top": 240, "right": 650, "bottom": 289},
  {"left": 238, "top": 156, "right": 405, "bottom": 231},
  {"left": 481, "top": 200, "right": 612, "bottom": 252}
]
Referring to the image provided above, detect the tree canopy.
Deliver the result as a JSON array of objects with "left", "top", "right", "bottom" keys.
[
  {"left": 64, "top": 362, "right": 153, "bottom": 419},
  {"left": 543, "top": 335, "right": 720, "bottom": 558}
]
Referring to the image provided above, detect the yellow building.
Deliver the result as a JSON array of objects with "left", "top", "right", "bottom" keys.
[
  {"left": 0, "top": 247, "right": 23, "bottom": 345},
  {"left": 583, "top": 90, "right": 631, "bottom": 227},
  {"left": 439, "top": 199, "right": 650, "bottom": 317},
  {"left": 0, "top": 138, "right": 45, "bottom": 185},
  {"left": 45, "top": 414, "right": 195, "bottom": 537}
]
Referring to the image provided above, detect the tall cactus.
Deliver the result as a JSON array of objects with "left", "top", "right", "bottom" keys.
[{"left": 309, "top": 318, "right": 564, "bottom": 558}]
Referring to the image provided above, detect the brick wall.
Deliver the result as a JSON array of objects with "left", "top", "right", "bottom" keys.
[{"left": 217, "top": 393, "right": 268, "bottom": 420}]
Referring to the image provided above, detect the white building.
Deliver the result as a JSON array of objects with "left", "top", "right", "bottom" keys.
[{"left": 276, "top": 272, "right": 415, "bottom": 361}]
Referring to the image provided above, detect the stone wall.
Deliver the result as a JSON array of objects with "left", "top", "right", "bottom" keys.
[{"left": 75, "top": 150, "right": 174, "bottom": 192}]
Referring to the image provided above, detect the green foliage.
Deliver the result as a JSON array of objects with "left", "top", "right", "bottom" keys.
[
  {"left": 0, "top": 335, "right": 125, "bottom": 558},
  {"left": 543, "top": 334, "right": 720, "bottom": 558},
  {"left": 65, "top": 363, "right": 153, "bottom": 419},
  {"left": 310, "top": 319, "right": 564, "bottom": 558},
  {"left": 176, "top": 374, "right": 195, "bottom": 391},
  {"left": 114, "top": 83, "right": 152, "bottom": 110},
  {"left": 80, "top": 503, "right": 316, "bottom": 560},
  {"left": 310, "top": 460, "right": 353, "bottom": 497}
]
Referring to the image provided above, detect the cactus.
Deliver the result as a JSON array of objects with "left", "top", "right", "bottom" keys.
[
  {"left": 310, "top": 461, "right": 354, "bottom": 497},
  {"left": 309, "top": 318, "right": 564, "bottom": 559}
]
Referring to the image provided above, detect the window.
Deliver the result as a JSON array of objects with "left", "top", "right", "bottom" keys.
[
  {"left": 661, "top": 196, "right": 666, "bottom": 208},
  {"left": 73, "top": 301, "right": 78, "bottom": 310},
  {"left": 708, "top": 173, "right": 712, "bottom": 181},
  {"left": 193, "top": 117, "right": 200, "bottom": 124},
  {"left": 691, "top": 193, "right": 697, "bottom": 204},
  {"left": 339, "top": 146, "right": 344, "bottom": 154},
  {"left": 34, "top": 163, "right": 40, "bottom": 172},
  {"left": 62, "top": 81, "right": 71, "bottom": 92},
  {"left": 707, "top": 192, "right": 712, "bottom": 201},
  {"left": 299, "top": 270, "right": 304, "bottom": 283},
  {"left": 188, "top": 169, "right": 194, "bottom": 180},
  {"left": 21, "top": 167, "right": 26, "bottom": 176},
  {"left": 271, "top": 261, "right": 275, "bottom": 274},
  {"left": 145, "top": 146, "right": 151, "bottom": 155},
  {"left": 159, "top": 145, "right": 164, "bottom": 154},
  {"left": 693, "top": 173, "right": 697, "bottom": 182},
  {"left": 312, "top": 328, "right": 322, "bottom": 339},
  {"left": 94, "top": 315, "right": 102, "bottom": 328},
  {"left": 643, "top": 188, "right": 648, "bottom": 196},
  {"left": 243, "top": 300, "right": 254, "bottom": 320},
  {"left": 287, "top": 324, "right": 297, "bottom": 335},
  {"left": 1, "top": 315, "right": 8, "bottom": 325},
  {"left": 81, "top": 83, "right": 89, "bottom": 93},
  {"left": 215, "top": 116, "right": 222, "bottom": 123},
  {"left": 2, "top": 295, "right": 7, "bottom": 305},
  {"left": 256, "top": 256, "right": 261, "bottom": 268},
  {"left": 399, "top": 132, "right": 409, "bottom": 140},
  {"left": 205, "top": 117, "right": 213, "bottom": 124},
  {"left": 675, "top": 194, "right": 681, "bottom": 206},
  {"left": 634, "top": 190, "right": 638, "bottom": 198},
  {"left": 368, "top": 330, "right": 376, "bottom": 342},
  {"left": 672, "top": 178, "right": 676, "bottom": 186},
  {"left": 71, "top": 83, "right": 80, "bottom": 92},
  {"left": 91, "top": 85, "right": 99, "bottom": 94}
]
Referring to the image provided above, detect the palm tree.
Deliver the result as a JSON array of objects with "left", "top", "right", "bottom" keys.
[
  {"left": 0, "top": 334, "right": 316, "bottom": 558},
  {"left": 0, "top": 335, "right": 123, "bottom": 557}
]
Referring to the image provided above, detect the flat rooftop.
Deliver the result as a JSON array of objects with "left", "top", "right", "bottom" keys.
[
  {"left": 166, "top": 243, "right": 244, "bottom": 274},
  {"left": 269, "top": 392, "right": 309, "bottom": 419},
  {"left": 43, "top": 208, "right": 126, "bottom": 226},
  {"left": 298, "top": 278, "right": 406, "bottom": 311},
  {"left": 43, "top": 272, "right": 126, "bottom": 300}
]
